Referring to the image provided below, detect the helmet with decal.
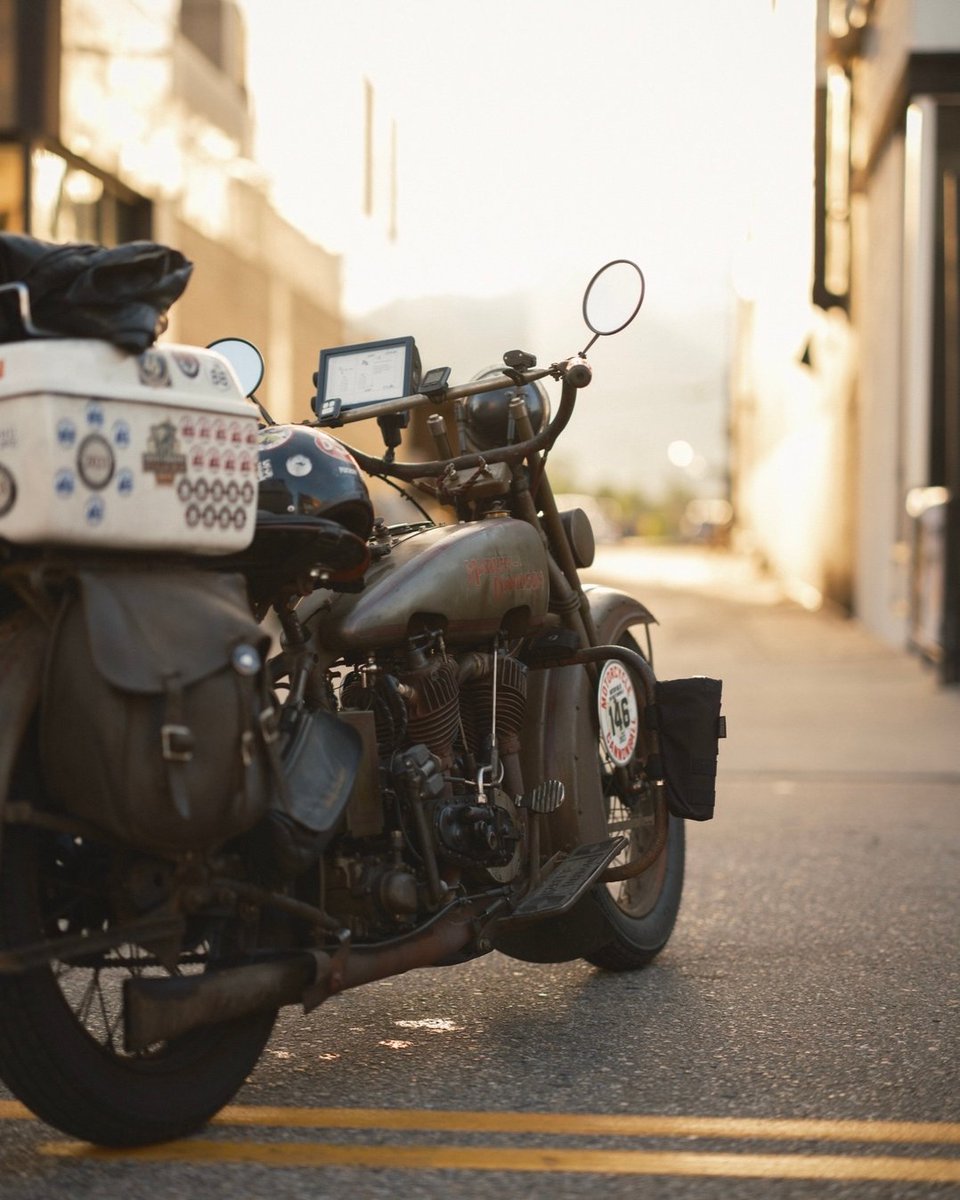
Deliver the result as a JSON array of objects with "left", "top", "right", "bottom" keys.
[
  {"left": 256, "top": 425, "right": 373, "bottom": 539},
  {"left": 246, "top": 426, "right": 373, "bottom": 593}
]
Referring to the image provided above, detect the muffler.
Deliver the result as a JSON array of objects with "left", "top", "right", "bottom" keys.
[
  {"left": 123, "top": 955, "right": 319, "bottom": 1052},
  {"left": 123, "top": 905, "right": 480, "bottom": 1052}
]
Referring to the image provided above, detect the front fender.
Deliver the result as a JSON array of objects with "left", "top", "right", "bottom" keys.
[
  {"left": 583, "top": 583, "right": 656, "bottom": 665},
  {"left": 497, "top": 588, "right": 657, "bottom": 962},
  {"left": 518, "top": 586, "right": 656, "bottom": 856}
]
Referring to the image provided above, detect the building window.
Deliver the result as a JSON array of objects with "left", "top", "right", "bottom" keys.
[
  {"left": 0, "top": 143, "right": 24, "bottom": 231},
  {"left": 389, "top": 117, "right": 397, "bottom": 241},
  {"left": 814, "top": 64, "right": 852, "bottom": 308},
  {"left": 179, "top": 0, "right": 246, "bottom": 91},
  {"left": 0, "top": 0, "right": 16, "bottom": 129},
  {"left": 29, "top": 146, "right": 149, "bottom": 244},
  {"left": 363, "top": 78, "right": 374, "bottom": 218},
  {"left": 824, "top": 65, "right": 852, "bottom": 296}
]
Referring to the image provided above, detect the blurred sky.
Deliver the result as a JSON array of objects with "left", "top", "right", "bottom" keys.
[{"left": 239, "top": 0, "right": 816, "bottom": 498}]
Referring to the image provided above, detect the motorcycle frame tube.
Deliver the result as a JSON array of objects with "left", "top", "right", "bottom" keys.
[{"left": 508, "top": 394, "right": 600, "bottom": 649}]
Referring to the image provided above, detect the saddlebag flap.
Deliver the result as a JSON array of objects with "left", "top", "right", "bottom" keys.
[
  {"left": 40, "top": 568, "right": 279, "bottom": 853},
  {"left": 648, "top": 677, "right": 724, "bottom": 821}
]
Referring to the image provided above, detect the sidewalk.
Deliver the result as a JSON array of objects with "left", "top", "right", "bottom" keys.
[{"left": 583, "top": 541, "right": 960, "bottom": 781}]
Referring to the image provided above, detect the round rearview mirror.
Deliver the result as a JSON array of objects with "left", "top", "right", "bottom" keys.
[
  {"left": 207, "top": 337, "right": 265, "bottom": 398},
  {"left": 582, "top": 259, "right": 646, "bottom": 339}
]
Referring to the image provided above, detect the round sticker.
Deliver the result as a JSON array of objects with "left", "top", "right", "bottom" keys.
[
  {"left": 286, "top": 454, "right": 313, "bottom": 477},
  {"left": 173, "top": 351, "right": 200, "bottom": 379},
  {"left": 315, "top": 431, "right": 359, "bottom": 466},
  {"left": 258, "top": 426, "right": 292, "bottom": 449},
  {"left": 598, "top": 659, "right": 639, "bottom": 765},
  {"left": 0, "top": 465, "right": 16, "bottom": 517},
  {"left": 54, "top": 469, "right": 75, "bottom": 498},
  {"left": 84, "top": 496, "right": 105, "bottom": 526},
  {"left": 77, "top": 434, "right": 115, "bottom": 490}
]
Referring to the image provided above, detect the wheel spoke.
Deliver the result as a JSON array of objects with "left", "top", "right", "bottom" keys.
[
  {"left": 92, "top": 971, "right": 117, "bottom": 1052},
  {"left": 0, "top": 822, "right": 277, "bottom": 1145},
  {"left": 74, "top": 971, "right": 99, "bottom": 1027}
]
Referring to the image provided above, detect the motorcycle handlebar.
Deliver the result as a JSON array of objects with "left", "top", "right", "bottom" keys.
[
  {"left": 337, "top": 356, "right": 593, "bottom": 482},
  {"left": 325, "top": 358, "right": 587, "bottom": 427}
]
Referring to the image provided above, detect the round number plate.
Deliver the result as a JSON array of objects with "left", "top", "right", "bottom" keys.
[{"left": 597, "top": 659, "right": 639, "bottom": 765}]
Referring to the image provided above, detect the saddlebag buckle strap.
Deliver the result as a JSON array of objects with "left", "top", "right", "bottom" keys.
[
  {"left": 160, "top": 672, "right": 194, "bottom": 821},
  {"left": 240, "top": 729, "right": 256, "bottom": 768},
  {"left": 161, "top": 723, "right": 195, "bottom": 763},
  {"left": 160, "top": 672, "right": 194, "bottom": 763},
  {"left": 259, "top": 704, "right": 279, "bottom": 744}
]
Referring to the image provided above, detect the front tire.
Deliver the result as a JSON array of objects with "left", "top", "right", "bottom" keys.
[
  {"left": 584, "top": 631, "right": 685, "bottom": 971},
  {"left": 0, "top": 824, "right": 276, "bottom": 1146}
]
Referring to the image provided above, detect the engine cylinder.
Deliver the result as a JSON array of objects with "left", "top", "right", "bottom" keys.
[
  {"left": 460, "top": 653, "right": 528, "bottom": 756},
  {"left": 401, "top": 658, "right": 460, "bottom": 768}
]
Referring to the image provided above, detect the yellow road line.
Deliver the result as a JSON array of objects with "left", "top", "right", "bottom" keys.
[
  {"left": 39, "top": 1139, "right": 960, "bottom": 1183},
  {"left": 3, "top": 1099, "right": 959, "bottom": 1146},
  {"left": 213, "top": 1105, "right": 960, "bottom": 1146}
]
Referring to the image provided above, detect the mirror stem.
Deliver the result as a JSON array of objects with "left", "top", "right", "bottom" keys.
[{"left": 253, "top": 396, "right": 275, "bottom": 426}]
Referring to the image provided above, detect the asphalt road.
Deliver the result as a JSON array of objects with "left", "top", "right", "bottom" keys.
[{"left": 1, "top": 545, "right": 958, "bottom": 1198}]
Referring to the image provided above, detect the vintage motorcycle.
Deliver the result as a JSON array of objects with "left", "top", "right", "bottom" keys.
[{"left": 0, "top": 257, "right": 722, "bottom": 1146}]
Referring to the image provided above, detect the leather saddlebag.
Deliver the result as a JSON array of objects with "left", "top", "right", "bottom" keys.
[
  {"left": 40, "top": 568, "right": 279, "bottom": 853},
  {"left": 651, "top": 677, "right": 725, "bottom": 821}
]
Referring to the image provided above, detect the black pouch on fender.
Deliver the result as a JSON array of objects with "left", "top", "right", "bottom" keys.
[
  {"left": 266, "top": 708, "right": 363, "bottom": 878},
  {"left": 649, "top": 677, "right": 725, "bottom": 821},
  {"left": 280, "top": 708, "right": 361, "bottom": 835},
  {"left": 40, "top": 568, "right": 279, "bottom": 853}
]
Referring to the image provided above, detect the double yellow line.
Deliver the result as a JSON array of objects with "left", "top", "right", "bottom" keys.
[{"left": 1, "top": 1102, "right": 957, "bottom": 1182}]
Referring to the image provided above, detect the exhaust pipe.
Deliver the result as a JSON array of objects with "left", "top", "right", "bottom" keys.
[
  {"left": 123, "top": 956, "right": 318, "bottom": 1052},
  {"left": 124, "top": 906, "right": 480, "bottom": 1052}
]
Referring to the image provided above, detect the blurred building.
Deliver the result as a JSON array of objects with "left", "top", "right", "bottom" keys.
[
  {"left": 731, "top": 0, "right": 960, "bottom": 683},
  {"left": 0, "top": 0, "right": 341, "bottom": 423}
]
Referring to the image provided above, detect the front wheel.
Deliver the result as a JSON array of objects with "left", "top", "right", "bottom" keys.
[
  {"left": 0, "top": 823, "right": 277, "bottom": 1146},
  {"left": 584, "top": 632, "right": 685, "bottom": 971}
]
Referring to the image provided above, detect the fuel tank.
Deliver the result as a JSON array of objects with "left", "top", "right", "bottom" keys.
[{"left": 313, "top": 519, "right": 549, "bottom": 654}]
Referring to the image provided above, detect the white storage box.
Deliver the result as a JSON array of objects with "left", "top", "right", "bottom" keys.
[{"left": 0, "top": 339, "right": 261, "bottom": 553}]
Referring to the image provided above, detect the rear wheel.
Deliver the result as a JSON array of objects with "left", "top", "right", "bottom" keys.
[
  {"left": 0, "top": 823, "right": 276, "bottom": 1146},
  {"left": 585, "top": 632, "right": 685, "bottom": 970}
]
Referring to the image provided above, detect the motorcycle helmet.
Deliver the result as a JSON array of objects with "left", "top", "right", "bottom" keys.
[
  {"left": 246, "top": 426, "right": 374, "bottom": 593},
  {"left": 462, "top": 367, "right": 550, "bottom": 451},
  {"left": 256, "top": 426, "right": 373, "bottom": 540}
]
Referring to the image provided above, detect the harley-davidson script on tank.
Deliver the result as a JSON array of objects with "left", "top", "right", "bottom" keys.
[{"left": 316, "top": 519, "right": 549, "bottom": 652}]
